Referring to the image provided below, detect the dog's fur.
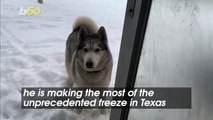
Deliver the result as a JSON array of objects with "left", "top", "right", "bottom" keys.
[
  {"left": 65, "top": 17, "right": 113, "bottom": 88},
  {"left": 65, "top": 17, "right": 113, "bottom": 114}
]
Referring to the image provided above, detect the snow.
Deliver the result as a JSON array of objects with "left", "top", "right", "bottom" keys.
[{"left": 1, "top": 0, "right": 127, "bottom": 120}]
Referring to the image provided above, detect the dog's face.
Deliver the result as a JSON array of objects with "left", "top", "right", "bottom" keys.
[{"left": 76, "top": 26, "right": 110, "bottom": 72}]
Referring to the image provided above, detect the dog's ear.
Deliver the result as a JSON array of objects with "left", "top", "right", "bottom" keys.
[
  {"left": 98, "top": 26, "right": 108, "bottom": 43},
  {"left": 79, "top": 26, "right": 88, "bottom": 41}
]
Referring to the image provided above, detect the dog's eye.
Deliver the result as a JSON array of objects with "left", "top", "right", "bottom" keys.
[
  {"left": 95, "top": 48, "right": 101, "bottom": 53},
  {"left": 83, "top": 48, "right": 88, "bottom": 52}
]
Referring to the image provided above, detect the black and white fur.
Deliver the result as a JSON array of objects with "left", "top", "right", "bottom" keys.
[{"left": 65, "top": 16, "right": 113, "bottom": 88}]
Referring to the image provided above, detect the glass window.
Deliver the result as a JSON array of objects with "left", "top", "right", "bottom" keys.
[{"left": 128, "top": 0, "right": 213, "bottom": 120}]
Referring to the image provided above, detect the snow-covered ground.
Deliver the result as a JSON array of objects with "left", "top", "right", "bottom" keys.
[{"left": 0, "top": 0, "right": 127, "bottom": 120}]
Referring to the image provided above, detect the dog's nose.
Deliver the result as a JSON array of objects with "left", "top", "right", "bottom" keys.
[{"left": 86, "top": 61, "right": 93, "bottom": 68}]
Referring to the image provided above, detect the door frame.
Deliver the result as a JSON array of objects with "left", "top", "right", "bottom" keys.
[{"left": 110, "top": 0, "right": 152, "bottom": 119}]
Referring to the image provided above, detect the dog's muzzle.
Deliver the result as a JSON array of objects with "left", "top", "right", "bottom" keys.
[{"left": 86, "top": 60, "right": 93, "bottom": 68}]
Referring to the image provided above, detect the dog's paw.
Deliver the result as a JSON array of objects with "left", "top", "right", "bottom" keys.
[
  {"left": 100, "top": 108, "right": 109, "bottom": 115},
  {"left": 73, "top": 108, "right": 82, "bottom": 114}
]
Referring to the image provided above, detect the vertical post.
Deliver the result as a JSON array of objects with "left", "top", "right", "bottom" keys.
[{"left": 110, "top": 0, "right": 153, "bottom": 120}]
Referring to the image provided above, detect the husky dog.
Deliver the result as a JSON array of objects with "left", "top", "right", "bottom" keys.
[
  {"left": 65, "top": 17, "right": 113, "bottom": 87},
  {"left": 65, "top": 17, "right": 113, "bottom": 114}
]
